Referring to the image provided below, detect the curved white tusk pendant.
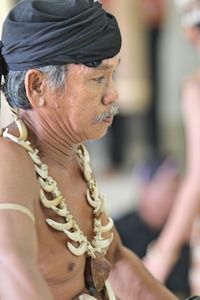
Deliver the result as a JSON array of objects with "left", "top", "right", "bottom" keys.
[
  {"left": 83, "top": 168, "right": 92, "bottom": 182},
  {"left": 51, "top": 204, "right": 67, "bottom": 217},
  {"left": 94, "top": 217, "right": 113, "bottom": 233},
  {"left": 38, "top": 177, "right": 57, "bottom": 193},
  {"left": 4, "top": 108, "right": 28, "bottom": 141},
  {"left": 63, "top": 229, "right": 83, "bottom": 242},
  {"left": 81, "top": 144, "right": 91, "bottom": 163},
  {"left": 67, "top": 241, "right": 87, "bottom": 256},
  {"left": 93, "top": 202, "right": 103, "bottom": 215},
  {"left": 86, "top": 189, "right": 98, "bottom": 208},
  {"left": 96, "top": 197, "right": 105, "bottom": 216},
  {"left": 87, "top": 178, "right": 96, "bottom": 190},
  {"left": 35, "top": 164, "right": 48, "bottom": 179},
  {"left": 52, "top": 187, "right": 61, "bottom": 198},
  {"left": 18, "top": 140, "right": 34, "bottom": 153},
  {"left": 3, "top": 129, "right": 18, "bottom": 141},
  {"left": 46, "top": 218, "right": 74, "bottom": 231},
  {"left": 19, "top": 140, "right": 34, "bottom": 152},
  {"left": 3, "top": 129, "right": 34, "bottom": 152},
  {"left": 90, "top": 187, "right": 99, "bottom": 201},
  {"left": 76, "top": 145, "right": 89, "bottom": 163},
  {"left": 16, "top": 118, "right": 28, "bottom": 141},
  {"left": 40, "top": 189, "right": 62, "bottom": 208},
  {"left": 82, "top": 160, "right": 92, "bottom": 181},
  {"left": 92, "top": 233, "right": 113, "bottom": 250},
  {"left": 76, "top": 147, "right": 82, "bottom": 157},
  {"left": 28, "top": 151, "right": 42, "bottom": 165}
]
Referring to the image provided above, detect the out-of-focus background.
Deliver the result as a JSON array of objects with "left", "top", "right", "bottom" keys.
[
  {"left": 0, "top": 0, "right": 198, "bottom": 297},
  {"left": 87, "top": 0, "right": 199, "bottom": 219}
]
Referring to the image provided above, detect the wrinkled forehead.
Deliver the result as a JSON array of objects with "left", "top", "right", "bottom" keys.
[
  {"left": 67, "top": 55, "right": 121, "bottom": 74},
  {"left": 96, "top": 55, "right": 121, "bottom": 70}
]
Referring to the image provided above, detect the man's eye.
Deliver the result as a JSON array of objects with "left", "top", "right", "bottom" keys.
[{"left": 93, "top": 76, "right": 105, "bottom": 83}]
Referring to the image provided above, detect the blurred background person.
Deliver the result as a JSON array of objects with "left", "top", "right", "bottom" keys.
[
  {"left": 115, "top": 157, "right": 191, "bottom": 299},
  {"left": 140, "top": 0, "right": 166, "bottom": 162},
  {"left": 100, "top": 0, "right": 169, "bottom": 177},
  {"left": 99, "top": 0, "right": 151, "bottom": 174},
  {"left": 142, "top": 0, "right": 200, "bottom": 295}
]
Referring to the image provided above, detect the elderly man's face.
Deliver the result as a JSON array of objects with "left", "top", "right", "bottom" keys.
[{"left": 50, "top": 55, "right": 120, "bottom": 142}]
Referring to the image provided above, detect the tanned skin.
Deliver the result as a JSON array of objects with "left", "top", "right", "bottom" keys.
[{"left": 0, "top": 56, "right": 178, "bottom": 300}]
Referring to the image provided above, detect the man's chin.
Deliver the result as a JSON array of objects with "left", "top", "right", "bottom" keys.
[{"left": 89, "top": 128, "right": 109, "bottom": 141}]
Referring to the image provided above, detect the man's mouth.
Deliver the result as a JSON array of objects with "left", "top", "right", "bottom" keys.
[
  {"left": 93, "top": 104, "right": 119, "bottom": 124},
  {"left": 103, "top": 115, "right": 114, "bottom": 124}
]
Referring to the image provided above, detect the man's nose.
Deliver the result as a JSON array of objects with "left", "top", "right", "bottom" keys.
[{"left": 102, "top": 83, "right": 119, "bottom": 105}]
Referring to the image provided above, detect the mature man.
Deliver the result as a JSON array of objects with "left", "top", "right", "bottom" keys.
[{"left": 0, "top": 0, "right": 193, "bottom": 299}]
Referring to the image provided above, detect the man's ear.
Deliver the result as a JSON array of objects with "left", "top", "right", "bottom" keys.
[{"left": 25, "top": 69, "right": 46, "bottom": 108}]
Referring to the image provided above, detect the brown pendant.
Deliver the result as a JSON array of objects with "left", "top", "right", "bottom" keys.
[{"left": 84, "top": 254, "right": 111, "bottom": 296}]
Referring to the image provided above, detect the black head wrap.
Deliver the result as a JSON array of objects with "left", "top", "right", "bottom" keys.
[{"left": 0, "top": 0, "right": 121, "bottom": 78}]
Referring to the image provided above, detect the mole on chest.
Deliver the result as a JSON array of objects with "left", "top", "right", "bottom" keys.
[{"left": 67, "top": 262, "right": 76, "bottom": 272}]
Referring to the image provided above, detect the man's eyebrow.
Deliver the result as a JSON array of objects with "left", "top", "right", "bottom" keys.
[{"left": 96, "top": 58, "right": 121, "bottom": 70}]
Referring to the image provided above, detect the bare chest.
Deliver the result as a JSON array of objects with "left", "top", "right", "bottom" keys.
[
  {"left": 33, "top": 160, "right": 113, "bottom": 299},
  {"left": 38, "top": 229, "right": 86, "bottom": 299},
  {"left": 35, "top": 177, "right": 95, "bottom": 299}
]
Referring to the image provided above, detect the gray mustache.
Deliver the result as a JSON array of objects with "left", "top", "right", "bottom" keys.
[{"left": 93, "top": 104, "right": 119, "bottom": 123}]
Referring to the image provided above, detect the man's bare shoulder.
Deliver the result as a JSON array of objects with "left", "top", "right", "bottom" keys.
[
  {"left": 0, "top": 134, "right": 29, "bottom": 158},
  {"left": 0, "top": 136, "right": 39, "bottom": 206}
]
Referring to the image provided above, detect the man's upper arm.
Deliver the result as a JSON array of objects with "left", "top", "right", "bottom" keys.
[
  {"left": 0, "top": 138, "right": 39, "bottom": 260},
  {"left": 106, "top": 224, "right": 125, "bottom": 265},
  {"left": 0, "top": 138, "right": 54, "bottom": 300}
]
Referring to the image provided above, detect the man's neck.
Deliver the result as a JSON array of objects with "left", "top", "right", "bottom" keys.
[{"left": 19, "top": 113, "right": 79, "bottom": 168}]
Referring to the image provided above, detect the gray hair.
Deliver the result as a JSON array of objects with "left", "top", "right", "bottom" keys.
[{"left": 1, "top": 65, "right": 67, "bottom": 109}]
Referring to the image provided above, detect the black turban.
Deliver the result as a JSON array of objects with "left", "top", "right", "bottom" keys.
[{"left": 0, "top": 0, "right": 121, "bottom": 78}]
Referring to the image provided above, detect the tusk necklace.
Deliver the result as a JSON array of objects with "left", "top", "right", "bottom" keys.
[{"left": 2, "top": 108, "right": 115, "bottom": 299}]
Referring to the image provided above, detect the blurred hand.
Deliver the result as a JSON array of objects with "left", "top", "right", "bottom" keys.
[
  {"left": 142, "top": 243, "right": 178, "bottom": 283},
  {"left": 143, "top": 252, "right": 171, "bottom": 283}
]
